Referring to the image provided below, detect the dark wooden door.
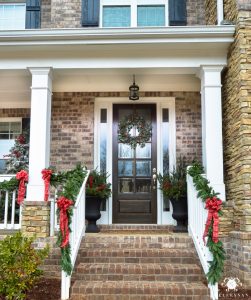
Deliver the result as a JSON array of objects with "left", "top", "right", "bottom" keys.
[{"left": 113, "top": 104, "right": 157, "bottom": 224}]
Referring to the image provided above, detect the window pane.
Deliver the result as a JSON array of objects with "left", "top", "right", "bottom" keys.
[
  {"left": 0, "top": 4, "right": 26, "bottom": 30},
  {"left": 118, "top": 160, "right": 133, "bottom": 176},
  {"left": 136, "top": 161, "right": 151, "bottom": 177},
  {"left": 103, "top": 6, "right": 131, "bottom": 27},
  {"left": 137, "top": 5, "right": 165, "bottom": 27}
]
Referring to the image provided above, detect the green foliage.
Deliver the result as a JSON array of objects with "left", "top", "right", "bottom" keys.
[
  {"left": 85, "top": 169, "right": 112, "bottom": 199},
  {"left": 46, "top": 164, "right": 87, "bottom": 275},
  {"left": 0, "top": 177, "right": 19, "bottom": 192},
  {"left": 157, "top": 157, "right": 187, "bottom": 201},
  {"left": 0, "top": 232, "right": 49, "bottom": 300},
  {"left": 187, "top": 161, "right": 225, "bottom": 284}
]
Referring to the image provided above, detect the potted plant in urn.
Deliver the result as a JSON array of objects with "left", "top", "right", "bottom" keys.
[
  {"left": 157, "top": 158, "right": 188, "bottom": 232},
  {"left": 85, "top": 170, "right": 111, "bottom": 233}
]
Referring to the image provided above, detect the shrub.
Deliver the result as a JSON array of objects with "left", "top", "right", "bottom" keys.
[{"left": 0, "top": 232, "right": 49, "bottom": 300}]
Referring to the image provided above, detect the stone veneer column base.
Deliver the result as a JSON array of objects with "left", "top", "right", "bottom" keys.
[
  {"left": 223, "top": 231, "right": 251, "bottom": 289},
  {"left": 21, "top": 201, "right": 50, "bottom": 238}
]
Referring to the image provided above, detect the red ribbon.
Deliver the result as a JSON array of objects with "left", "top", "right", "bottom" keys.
[
  {"left": 16, "top": 170, "right": 28, "bottom": 205},
  {"left": 57, "top": 196, "right": 73, "bottom": 248},
  {"left": 203, "top": 197, "right": 222, "bottom": 244},
  {"left": 42, "top": 169, "right": 53, "bottom": 201}
]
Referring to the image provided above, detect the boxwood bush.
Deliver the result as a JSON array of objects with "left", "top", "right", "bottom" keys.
[{"left": 0, "top": 232, "right": 49, "bottom": 300}]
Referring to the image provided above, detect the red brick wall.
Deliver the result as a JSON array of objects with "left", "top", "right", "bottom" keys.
[
  {"left": 0, "top": 108, "right": 30, "bottom": 118},
  {"left": 50, "top": 92, "right": 202, "bottom": 171}
]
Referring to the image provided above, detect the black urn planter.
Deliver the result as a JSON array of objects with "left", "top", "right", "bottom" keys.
[
  {"left": 170, "top": 196, "right": 188, "bottom": 232},
  {"left": 85, "top": 195, "right": 103, "bottom": 233}
]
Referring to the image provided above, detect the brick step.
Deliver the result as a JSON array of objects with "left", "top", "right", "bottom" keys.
[
  {"left": 70, "top": 281, "right": 210, "bottom": 300},
  {"left": 81, "top": 234, "right": 193, "bottom": 249},
  {"left": 77, "top": 248, "right": 198, "bottom": 264},
  {"left": 98, "top": 224, "right": 174, "bottom": 234},
  {"left": 74, "top": 263, "right": 204, "bottom": 282}
]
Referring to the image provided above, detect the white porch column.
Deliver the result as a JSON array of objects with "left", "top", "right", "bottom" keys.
[
  {"left": 217, "top": 0, "right": 224, "bottom": 25},
  {"left": 200, "top": 65, "right": 225, "bottom": 200},
  {"left": 26, "top": 67, "right": 52, "bottom": 201}
]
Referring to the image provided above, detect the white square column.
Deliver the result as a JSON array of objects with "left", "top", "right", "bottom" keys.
[
  {"left": 26, "top": 67, "right": 53, "bottom": 201},
  {"left": 200, "top": 65, "right": 225, "bottom": 201}
]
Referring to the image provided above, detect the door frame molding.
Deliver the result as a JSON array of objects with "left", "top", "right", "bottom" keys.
[{"left": 94, "top": 97, "right": 176, "bottom": 225}]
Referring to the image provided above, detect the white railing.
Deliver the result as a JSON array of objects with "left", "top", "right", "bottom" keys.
[
  {"left": 0, "top": 175, "right": 22, "bottom": 230},
  {"left": 187, "top": 171, "right": 218, "bottom": 300},
  {"left": 53, "top": 170, "right": 89, "bottom": 300}
]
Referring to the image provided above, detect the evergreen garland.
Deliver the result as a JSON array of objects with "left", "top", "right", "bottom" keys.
[
  {"left": 187, "top": 162, "right": 225, "bottom": 285},
  {"left": 0, "top": 177, "right": 19, "bottom": 192},
  {"left": 45, "top": 165, "right": 87, "bottom": 275}
]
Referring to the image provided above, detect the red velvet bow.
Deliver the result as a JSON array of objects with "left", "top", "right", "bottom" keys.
[
  {"left": 41, "top": 169, "right": 53, "bottom": 201},
  {"left": 57, "top": 196, "right": 74, "bottom": 248},
  {"left": 203, "top": 197, "right": 222, "bottom": 244},
  {"left": 16, "top": 170, "right": 28, "bottom": 205}
]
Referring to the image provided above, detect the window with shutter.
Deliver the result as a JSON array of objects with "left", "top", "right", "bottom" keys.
[
  {"left": 82, "top": 0, "right": 100, "bottom": 27},
  {"left": 169, "top": 0, "right": 187, "bottom": 26},
  {"left": 25, "top": 0, "right": 40, "bottom": 29}
]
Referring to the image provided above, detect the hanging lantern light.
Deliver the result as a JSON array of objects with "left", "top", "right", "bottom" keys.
[{"left": 129, "top": 75, "right": 139, "bottom": 101}]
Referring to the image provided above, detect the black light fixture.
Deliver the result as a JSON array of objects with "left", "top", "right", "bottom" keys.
[{"left": 129, "top": 75, "right": 139, "bottom": 101}]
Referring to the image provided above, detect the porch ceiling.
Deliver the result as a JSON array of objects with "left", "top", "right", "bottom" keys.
[
  {"left": 0, "top": 69, "right": 200, "bottom": 108},
  {"left": 0, "top": 26, "right": 234, "bottom": 108}
]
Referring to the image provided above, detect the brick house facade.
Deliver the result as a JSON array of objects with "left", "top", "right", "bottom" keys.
[{"left": 0, "top": 0, "right": 250, "bottom": 297}]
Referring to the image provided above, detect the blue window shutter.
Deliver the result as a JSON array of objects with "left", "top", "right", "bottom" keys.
[
  {"left": 169, "top": 0, "right": 187, "bottom": 26},
  {"left": 82, "top": 0, "right": 100, "bottom": 27},
  {"left": 26, "top": 0, "right": 40, "bottom": 29}
]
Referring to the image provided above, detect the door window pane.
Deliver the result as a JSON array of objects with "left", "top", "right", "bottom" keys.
[
  {"left": 136, "top": 161, "right": 151, "bottom": 177},
  {"left": 137, "top": 5, "right": 165, "bottom": 27},
  {"left": 118, "top": 160, "right": 133, "bottom": 176},
  {"left": 136, "top": 179, "right": 151, "bottom": 193},
  {"left": 119, "top": 178, "right": 134, "bottom": 193},
  {"left": 118, "top": 144, "right": 133, "bottom": 158},
  {"left": 103, "top": 6, "right": 131, "bottom": 27},
  {"left": 136, "top": 143, "right": 151, "bottom": 158},
  {"left": 0, "top": 4, "right": 26, "bottom": 30}
]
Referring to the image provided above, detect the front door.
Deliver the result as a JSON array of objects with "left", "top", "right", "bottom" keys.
[{"left": 113, "top": 104, "right": 157, "bottom": 223}]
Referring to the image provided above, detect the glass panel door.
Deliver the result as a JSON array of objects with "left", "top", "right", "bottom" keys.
[{"left": 113, "top": 104, "right": 157, "bottom": 224}]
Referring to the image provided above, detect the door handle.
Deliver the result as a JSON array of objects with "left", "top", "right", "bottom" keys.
[{"left": 152, "top": 168, "right": 157, "bottom": 190}]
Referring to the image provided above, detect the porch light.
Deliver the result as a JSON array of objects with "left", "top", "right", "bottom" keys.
[{"left": 129, "top": 75, "right": 139, "bottom": 101}]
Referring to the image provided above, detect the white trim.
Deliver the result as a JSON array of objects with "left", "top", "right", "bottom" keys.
[
  {"left": 0, "top": 26, "right": 235, "bottom": 46},
  {"left": 94, "top": 97, "right": 176, "bottom": 225},
  {"left": 0, "top": 117, "right": 22, "bottom": 123},
  {"left": 217, "top": 0, "right": 224, "bottom": 25}
]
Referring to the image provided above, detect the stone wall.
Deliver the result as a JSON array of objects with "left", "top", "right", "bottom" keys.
[
  {"left": 222, "top": 10, "right": 251, "bottom": 233},
  {"left": 40, "top": 0, "right": 206, "bottom": 29},
  {"left": 41, "top": 0, "right": 51, "bottom": 28},
  {"left": 50, "top": 91, "right": 202, "bottom": 171},
  {"left": 21, "top": 201, "right": 50, "bottom": 238},
  {"left": 187, "top": 0, "right": 206, "bottom": 25},
  {"left": 205, "top": 0, "right": 217, "bottom": 25}
]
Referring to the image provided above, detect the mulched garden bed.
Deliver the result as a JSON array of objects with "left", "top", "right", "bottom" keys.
[{"left": 0, "top": 278, "right": 61, "bottom": 300}]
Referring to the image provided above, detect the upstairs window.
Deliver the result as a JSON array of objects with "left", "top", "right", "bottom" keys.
[
  {"left": 83, "top": 0, "right": 186, "bottom": 28},
  {"left": 137, "top": 5, "right": 165, "bottom": 27},
  {"left": 103, "top": 6, "right": 131, "bottom": 27},
  {"left": 101, "top": 1, "right": 168, "bottom": 28},
  {"left": 0, "top": 3, "right": 26, "bottom": 30}
]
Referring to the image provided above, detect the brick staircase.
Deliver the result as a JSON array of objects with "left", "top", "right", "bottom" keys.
[{"left": 70, "top": 225, "right": 210, "bottom": 300}]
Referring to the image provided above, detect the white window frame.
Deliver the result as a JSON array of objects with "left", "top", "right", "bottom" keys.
[
  {"left": 100, "top": 0, "right": 169, "bottom": 28},
  {"left": 0, "top": 2, "right": 26, "bottom": 30},
  {"left": 0, "top": 117, "right": 22, "bottom": 173}
]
